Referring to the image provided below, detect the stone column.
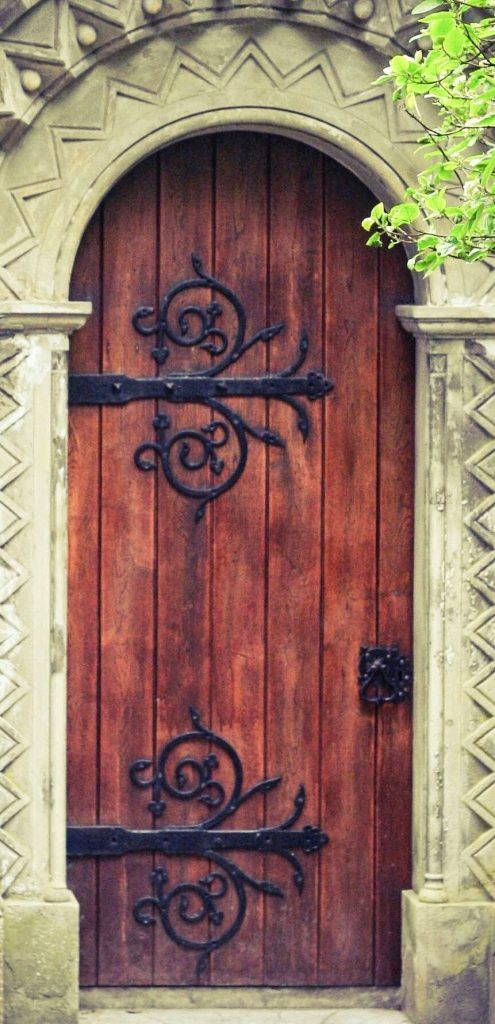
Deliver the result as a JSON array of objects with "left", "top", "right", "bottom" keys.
[
  {"left": 0, "top": 303, "right": 91, "bottom": 1024},
  {"left": 396, "top": 306, "right": 495, "bottom": 1024}
]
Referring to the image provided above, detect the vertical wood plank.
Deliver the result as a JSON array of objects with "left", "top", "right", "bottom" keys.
[
  {"left": 97, "top": 157, "right": 158, "bottom": 985},
  {"left": 66, "top": 136, "right": 414, "bottom": 990},
  {"left": 67, "top": 210, "right": 102, "bottom": 986},
  {"left": 210, "top": 132, "right": 268, "bottom": 985},
  {"left": 263, "top": 137, "right": 323, "bottom": 986},
  {"left": 153, "top": 136, "right": 214, "bottom": 985},
  {"left": 318, "top": 162, "right": 378, "bottom": 984},
  {"left": 374, "top": 246, "right": 414, "bottom": 984}
]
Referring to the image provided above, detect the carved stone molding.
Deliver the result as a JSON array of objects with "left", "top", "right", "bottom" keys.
[
  {"left": 398, "top": 307, "right": 495, "bottom": 905},
  {"left": 0, "top": 0, "right": 418, "bottom": 148},
  {"left": 0, "top": 301, "right": 91, "bottom": 332},
  {"left": 0, "top": 16, "right": 492, "bottom": 308},
  {"left": 0, "top": 339, "right": 31, "bottom": 897},
  {"left": 463, "top": 350, "right": 495, "bottom": 900},
  {"left": 0, "top": 305, "right": 90, "bottom": 904},
  {"left": 0, "top": 23, "right": 437, "bottom": 305}
]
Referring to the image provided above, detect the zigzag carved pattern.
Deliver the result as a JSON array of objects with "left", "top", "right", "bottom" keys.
[
  {"left": 0, "top": 0, "right": 416, "bottom": 146},
  {"left": 0, "top": 35, "right": 411, "bottom": 299},
  {"left": 0, "top": 344, "right": 31, "bottom": 895},
  {"left": 464, "top": 353, "right": 495, "bottom": 899}
]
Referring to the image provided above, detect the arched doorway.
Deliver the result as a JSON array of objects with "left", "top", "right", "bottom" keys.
[{"left": 67, "top": 131, "right": 414, "bottom": 990}]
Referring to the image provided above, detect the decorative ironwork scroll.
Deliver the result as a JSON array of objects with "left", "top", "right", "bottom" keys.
[
  {"left": 67, "top": 708, "right": 328, "bottom": 976},
  {"left": 358, "top": 645, "right": 413, "bottom": 707},
  {"left": 69, "top": 255, "right": 333, "bottom": 520}
]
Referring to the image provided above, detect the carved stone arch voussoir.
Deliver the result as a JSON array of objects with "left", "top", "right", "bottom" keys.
[
  {"left": 0, "top": 0, "right": 420, "bottom": 151},
  {"left": 0, "top": 20, "right": 452, "bottom": 306}
]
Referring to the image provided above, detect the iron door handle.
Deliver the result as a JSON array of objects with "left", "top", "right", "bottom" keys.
[{"left": 358, "top": 645, "right": 412, "bottom": 707}]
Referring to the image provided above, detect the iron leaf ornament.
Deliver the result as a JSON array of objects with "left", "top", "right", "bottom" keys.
[
  {"left": 67, "top": 707, "right": 329, "bottom": 978},
  {"left": 69, "top": 255, "right": 333, "bottom": 521}
]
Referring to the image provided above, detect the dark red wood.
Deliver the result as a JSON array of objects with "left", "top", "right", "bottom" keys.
[
  {"left": 67, "top": 132, "right": 414, "bottom": 989},
  {"left": 97, "top": 157, "right": 158, "bottom": 985},
  {"left": 210, "top": 133, "right": 269, "bottom": 985},
  {"left": 263, "top": 136, "right": 323, "bottom": 986},
  {"left": 153, "top": 136, "right": 214, "bottom": 986},
  {"left": 68, "top": 209, "right": 102, "bottom": 986},
  {"left": 374, "top": 247, "right": 414, "bottom": 985},
  {"left": 318, "top": 160, "right": 378, "bottom": 985}
]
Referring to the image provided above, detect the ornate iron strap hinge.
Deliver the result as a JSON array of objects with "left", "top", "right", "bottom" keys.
[
  {"left": 67, "top": 708, "right": 328, "bottom": 977},
  {"left": 69, "top": 255, "right": 333, "bottom": 520}
]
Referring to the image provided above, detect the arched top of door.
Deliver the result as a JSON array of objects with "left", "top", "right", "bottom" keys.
[{"left": 0, "top": 3, "right": 492, "bottom": 308}]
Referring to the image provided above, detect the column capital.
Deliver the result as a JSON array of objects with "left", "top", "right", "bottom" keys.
[
  {"left": 396, "top": 304, "right": 495, "bottom": 339},
  {"left": 0, "top": 300, "right": 92, "bottom": 336}
]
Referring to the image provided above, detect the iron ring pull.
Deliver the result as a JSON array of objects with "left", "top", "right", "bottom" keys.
[{"left": 358, "top": 644, "right": 412, "bottom": 707}]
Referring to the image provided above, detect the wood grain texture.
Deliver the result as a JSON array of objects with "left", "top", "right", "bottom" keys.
[
  {"left": 263, "top": 136, "right": 323, "bottom": 986},
  {"left": 210, "top": 133, "right": 268, "bottom": 985},
  {"left": 318, "top": 162, "right": 379, "bottom": 985},
  {"left": 97, "top": 157, "right": 158, "bottom": 985},
  {"left": 374, "top": 247, "right": 414, "bottom": 985},
  {"left": 68, "top": 209, "right": 102, "bottom": 986},
  {"left": 153, "top": 136, "right": 214, "bottom": 985},
  {"left": 67, "top": 133, "right": 414, "bottom": 990}
]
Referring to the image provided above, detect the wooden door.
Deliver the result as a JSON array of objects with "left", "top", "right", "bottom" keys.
[{"left": 67, "top": 132, "right": 414, "bottom": 988}]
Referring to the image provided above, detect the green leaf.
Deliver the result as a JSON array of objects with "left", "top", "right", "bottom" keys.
[
  {"left": 466, "top": 115, "right": 495, "bottom": 128},
  {"left": 414, "top": 250, "right": 442, "bottom": 272},
  {"left": 481, "top": 151, "right": 495, "bottom": 187},
  {"left": 389, "top": 54, "right": 417, "bottom": 74},
  {"left": 363, "top": 1, "right": 495, "bottom": 274},
  {"left": 424, "top": 11, "right": 456, "bottom": 42},
  {"left": 389, "top": 201, "right": 421, "bottom": 227},
  {"left": 443, "top": 26, "right": 466, "bottom": 57},
  {"left": 417, "top": 236, "right": 437, "bottom": 250},
  {"left": 369, "top": 202, "right": 385, "bottom": 221},
  {"left": 424, "top": 191, "right": 447, "bottom": 212}
]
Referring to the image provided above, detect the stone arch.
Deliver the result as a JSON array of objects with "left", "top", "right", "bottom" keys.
[
  {"left": 0, "top": 18, "right": 475, "bottom": 305},
  {"left": 1, "top": 8, "right": 495, "bottom": 1024}
]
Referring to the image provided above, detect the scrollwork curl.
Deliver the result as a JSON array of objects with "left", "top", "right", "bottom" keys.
[
  {"left": 134, "top": 851, "right": 286, "bottom": 977},
  {"left": 71, "top": 708, "right": 329, "bottom": 976},
  {"left": 70, "top": 254, "right": 333, "bottom": 521},
  {"left": 130, "top": 707, "right": 243, "bottom": 824},
  {"left": 134, "top": 404, "right": 249, "bottom": 522},
  {"left": 133, "top": 254, "right": 250, "bottom": 374},
  {"left": 134, "top": 857, "right": 247, "bottom": 976}
]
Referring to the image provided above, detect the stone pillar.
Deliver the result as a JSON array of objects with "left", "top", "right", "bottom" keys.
[
  {"left": 0, "top": 303, "right": 91, "bottom": 1024},
  {"left": 396, "top": 306, "right": 495, "bottom": 1024}
]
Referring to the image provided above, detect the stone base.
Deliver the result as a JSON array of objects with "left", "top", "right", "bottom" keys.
[
  {"left": 402, "top": 890, "right": 495, "bottom": 1024},
  {"left": 3, "top": 893, "right": 78, "bottom": 1024},
  {"left": 80, "top": 987, "right": 402, "bottom": 1010}
]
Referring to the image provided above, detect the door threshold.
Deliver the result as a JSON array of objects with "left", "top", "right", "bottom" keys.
[
  {"left": 80, "top": 988, "right": 402, "bottom": 1011},
  {"left": 80, "top": 1010, "right": 409, "bottom": 1024}
]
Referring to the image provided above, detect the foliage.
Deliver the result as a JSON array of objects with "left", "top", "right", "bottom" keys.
[{"left": 362, "top": 0, "right": 495, "bottom": 272}]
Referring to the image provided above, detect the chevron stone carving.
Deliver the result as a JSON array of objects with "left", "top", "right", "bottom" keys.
[
  {"left": 0, "top": 343, "right": 30, "bottom": 895},
  {"left": 464, "top": 352, "right": 495, "bottom": 899},
  {"left": 1, "top": 0, "right": 493, "bottom": 308},
  {"left": 0, "top": 0, "right": 418, "bottom": 147},
  {"left": 0, "top": 27, "right": 420, "bottom": 302}
]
